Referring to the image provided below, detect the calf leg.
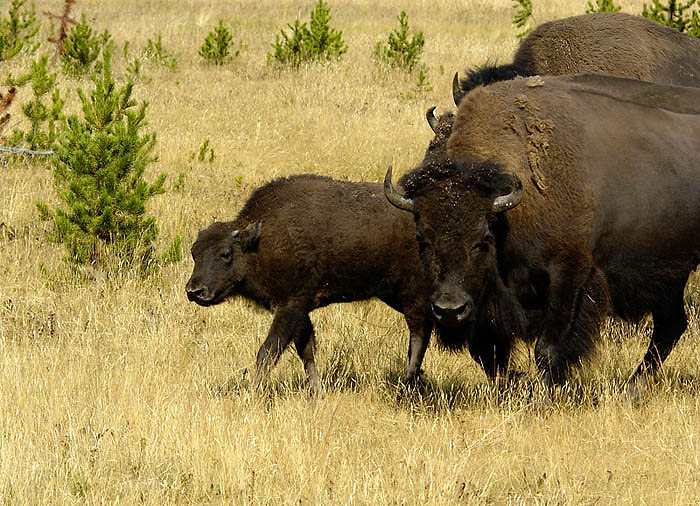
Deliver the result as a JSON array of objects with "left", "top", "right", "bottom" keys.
[
  {"left": 292, "top": 315, "right": 321, "bottom": 393},
  {"left": 404, "top": 315, "right": 432, "bottom": 384},
  {"left": 626, "top": 283, "right": 688, "bottom": 402},
  {"left": 254, "top": 300, "right": 311, "bottom": 390},
  {"left": 534, "top": 265, "right": 610, "bottom": 389}
]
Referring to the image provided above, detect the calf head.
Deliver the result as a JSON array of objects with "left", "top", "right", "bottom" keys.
[
  {"left": 186, "top": 221, "right": 261, "bottom": 306},
  {"left": 385, "top": 161, "right": 522, "bottom": 327}
]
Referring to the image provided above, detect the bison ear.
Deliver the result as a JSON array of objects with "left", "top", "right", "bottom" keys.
[{"left": 239, "top": 221, "right": 261, "bottom": 252}]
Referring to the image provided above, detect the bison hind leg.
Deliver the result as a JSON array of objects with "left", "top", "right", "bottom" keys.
[
  {"left": 293, "top": 316, "right": 321, "bottom": 394},
  {"left": 626, "top": 280, "right": 689, "bottom": 403}
]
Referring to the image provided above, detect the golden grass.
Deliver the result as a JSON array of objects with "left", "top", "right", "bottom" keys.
[{"left": 1, "top": 0, "right": 699, "bottom": 503}]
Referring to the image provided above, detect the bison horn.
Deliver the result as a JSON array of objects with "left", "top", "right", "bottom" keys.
[
  {"left": 452, "top": 72, "right": 465, "bottom": 106},
  {"left": 426, "top": 106, "right": 439, "bottom": 133},
  {"left": 492, "top": 179, "right": 524, "bottom": 213},
  {"left": 384, "top": 165, "right": 415, "bottom": 212}
]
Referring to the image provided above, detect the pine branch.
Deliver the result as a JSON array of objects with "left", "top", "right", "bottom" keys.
[
  {"left": 0, "top": 87, "right": 16, "bottom": 142},
  {"left": 45, "top": 0, "right": 78, "bottom": 56}
]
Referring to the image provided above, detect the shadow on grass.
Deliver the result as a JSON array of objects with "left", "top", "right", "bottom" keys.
[{"left": 202, "top": 353, "right": 700, "bottom": 413}]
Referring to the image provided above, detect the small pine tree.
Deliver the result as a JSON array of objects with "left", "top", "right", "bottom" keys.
[
  {"left": 642, "top": 0, "right": 699, "bottom": 35},
  {"left": 10, "top": 55, "right": 65, "bottom": 150},
  {"left": 269, "top": 0, "right": 347, "bottom": 68},
  {"left": 585, "top": 0, "right": 622, "bottom": 13},
  {"left": 306, "top": 0, "right": 346, "bottom": 60},
  {"left": 374, "top": 11, "right": 425, "bottom": 72},
  {"left": 199, "top": 20, "right": 240, "bottom": 65},
  {"left": 62, "top": 13, "right": 111, "bottom": 76},
  {"left": 690, "top": 11, "right": 700, "bottom": 37},
  {"left": 37, "top": 48, "right": 169, "bottom": 269},
  {"left": 0, "top": 0, "right": 39, "bottom": 61},
  {"left": 512, "top": 0, "right": 534, "bottom": 39},
  {"left": 143, "top": 34, "right": 178, "bottom": 70}
]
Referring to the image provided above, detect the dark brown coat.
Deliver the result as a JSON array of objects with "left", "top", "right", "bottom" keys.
[
  {"left": 388, "top": 74, "right": 700, "bottom": 397},
  {"left": 186, "top": 175, "right": 523, "bottom": 391}
]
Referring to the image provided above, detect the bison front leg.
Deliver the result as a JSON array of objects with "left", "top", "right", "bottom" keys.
[
  {"left": 534, "top": 266, "right": 610, "bottom": 391},
  {"left": 254, "top": 300, "right": 312, "bottom": 392},
  {"left": 404, "top": 315, "right": 432, "bottom": 384}
]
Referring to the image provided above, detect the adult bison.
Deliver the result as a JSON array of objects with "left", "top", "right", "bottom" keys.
[
  {"left": 452, "top": 11, "right": 700, "bottom": 105},
  {"left": 186, "top": 175, "right": 525, "bottom": 392},
  {"left": 386, "top": 74, "right": 700, "bottom": 399},
  {"left": 423, "top": 12, "right": 700, "bottom": 165}
]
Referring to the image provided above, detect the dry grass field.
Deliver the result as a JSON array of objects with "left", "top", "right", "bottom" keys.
[{"left": 1, "top": 0, "right": 700, "bottom": 504}]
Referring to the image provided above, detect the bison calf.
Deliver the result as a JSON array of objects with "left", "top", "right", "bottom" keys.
[{"left": 186, "top": 175, "right": 525, "bottom": 392}]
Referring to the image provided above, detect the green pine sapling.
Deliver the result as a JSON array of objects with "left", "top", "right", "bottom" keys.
[{"left": 37, "top": 48, "right": 177, "bottom": 269}]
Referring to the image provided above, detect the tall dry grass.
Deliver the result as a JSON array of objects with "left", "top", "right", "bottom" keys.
[{"left": 1, "top": 0, "right": 699, "bottom": 504}]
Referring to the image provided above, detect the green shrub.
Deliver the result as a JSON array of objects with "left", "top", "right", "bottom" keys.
[
  {"left": 199, "top": 20, "right": 241, "bottom": 65},
  {"left": 375, "top": 11, "right": 425, "bottom": 72},
  {"left": 0, "top": 0, "right": 39, "bottom": 62},
  {"left": 269, "top": 0, "right": 347, "bottom": 68},
  {"left": 143, "top": 34, "right": 178, "bottom": 70},
  {"left": 642, "top": 0, "right": 700, "bottom": 36},
  {"left": 512, "top": 0, "right": 533, "bottom": 39},
  {"left": 37, "top": 48, "right": 171, "bottom": 269},
  {"left": 585, "top": 0, "right": 622, "bottom": 12},
  {"left": 62, "top": 13, "right": 111, "bottom": 76},
  {"left": 9, "top": 54, "right": 65, "bottom": 150}
]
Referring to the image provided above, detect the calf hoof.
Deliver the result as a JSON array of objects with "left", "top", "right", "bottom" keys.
[{"left": 624, "top": 375, "right": 650, "bottom": 406}]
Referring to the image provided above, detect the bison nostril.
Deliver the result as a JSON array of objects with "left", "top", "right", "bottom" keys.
[
  {"left": 431, "top": 295, "right": 474, "bottom": 321},
  {"left": 187, "top": 287, "right": 207, "bottom": 301}
]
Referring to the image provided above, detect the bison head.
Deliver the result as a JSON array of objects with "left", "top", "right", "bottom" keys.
[
  {"left": 422, "top": 106, "right": 454, "bottom": 168},
  {"left": 385, "top": 161, "right": 522, "bottom": 327},
  {"left": 186, "top": 220, "right": 261, "bottom": 306}
]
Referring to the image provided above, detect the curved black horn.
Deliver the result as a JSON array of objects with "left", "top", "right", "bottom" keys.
[
  {"left": 426, "top": 106, "right": 439, "bottom": 133},
  {"left": 492, "top": 179, "right": 524, "bottom": 213},
  {"left": 452, "top": 72, "right": 465, "bottom": 106},
  {"left": 384, "top": 166, "right": 415, "bottom": 212}
]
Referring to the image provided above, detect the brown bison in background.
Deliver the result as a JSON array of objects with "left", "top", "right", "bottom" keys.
[
  {"left": 453, "top": 12, "right": 700, "bottom": 104},
  {"left": 386, "top": 74, "right": 700, "bottom": 400},
  {"left": 186, "top": 175, "right": 525, "bottom": 392},
  {"left": 424, "top": 12, "right": 700, "bottom": 160}
]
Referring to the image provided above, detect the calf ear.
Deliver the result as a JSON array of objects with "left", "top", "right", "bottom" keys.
[{"left": 239, "top": 221, "right": 261, "bottom": 252}]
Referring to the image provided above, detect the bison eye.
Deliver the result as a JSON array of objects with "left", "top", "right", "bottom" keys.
[
  {"left": 220, "top": 250, "right": 232, "bottom": 261},
  {"left": 471, "top": 242, "right": 489, "bottom": 254}
]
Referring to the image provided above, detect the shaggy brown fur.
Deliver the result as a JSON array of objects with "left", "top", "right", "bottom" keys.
[
  {"left": 453, "top": 12, "right": 700, "bottom": 104},
  {"left": 186, "top": 175, "right": 522, "bottom": 391},
  {"left": 394, "top": 74, "right": 700, "bottom": 397}
]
